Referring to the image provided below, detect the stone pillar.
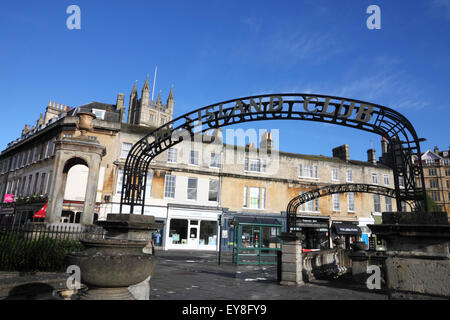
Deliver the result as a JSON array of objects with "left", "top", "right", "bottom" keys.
[
  {"left": 369, "top": 212, "right": 450, "bottom": 299},
  {"left": 279, "top": 232, "right": 304, "bottom": 286},
  {"left": 46, "top": 151, "right": 68, "bottom": 224},
  {"left": 81, "top": 159, "right": 101, "bottom": 226}
]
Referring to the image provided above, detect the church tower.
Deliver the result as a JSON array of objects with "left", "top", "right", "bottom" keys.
[
  {"left": 127, "top": 81, "right": 138, "bottom": 124},
  {"left": 166, "top": 87, "right": 174, "bottom": 116}
]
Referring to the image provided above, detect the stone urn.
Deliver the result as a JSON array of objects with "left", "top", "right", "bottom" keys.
[
  {"left": 76, "top": 111, "right": 96, "bottom": 136},
  {"left": 65, "top": 214, "right": 162, "bottom": 300}
]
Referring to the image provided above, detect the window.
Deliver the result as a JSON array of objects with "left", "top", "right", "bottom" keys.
[
  {"left": 448, "top": 193, "right": 450, "bottom": 201},
  {"left": 52, "top": 138, "right": 56, "bottom": 155},
  {"left": 92, "top": 109, "right": 106, "bottom": 120},
  {"left": 164, "top": 175, "right": 176, "bottom": 198},
  {"left": 332, "top": 194, "right": 340, "bottom": 211},
  {"left": 210, "top": 153, "right": 220, "bottom": 168},
  {"left": 249, "top": 187, "right": 260, "bottom": 209},
  {"left": 16, "top": 153, "right": 21, "bottom": 169},
  {"left": 447, "top": 180, "right": 450, "bottom": 188},
  {"left": 346, "top": 169, "right": 353, "bottom": 182},
  {"left": 245, "top": 158, "right": 266, "bottom": 173},
  {"left": 430, "top": 179, "right": 439, "bottom": 188},
  {"left": 167, "top": 148, "right": 177, "bottom": 163},
  {"left": 385, "top": 196, "right": 392, "bottom": 212},
  {"left": 446, "top": 169, "right": 450, "bottom": 177},
  {"left": 444, "top": 159, "right": 450, "bottom": 166},
  {"left": 372, "top": 173, "right": 378, "bottom": 185},
  {"left": 383, "top": 174, "right": 390, "bottom": 186},
  {"left": 189, "top": 151, "right": 199, "bottom": 166},
  {"left": 145, "top": 174, "right": 153, "bottom": 198},
  {"left": 430, "top": 191, "right": 441, "bottom": 201},
  {"left": 243, "top": 186, "right": 248, "bottom": 208},
  {"left": 399, "top": 176, "right": 405, "bottom": 188},
  {"left": 10, "top": 156, "right": 15, "bottom": 171},
  {"left": 32, "top": 146, "right": 37, "bottom": 162},
  {"left": 332, "top": 168, "right": 339, "bottom": 181},
  {"left": 121, "top": 143, "right": 132, "bottom": 159},
  {"left": 373, "top": 194, "right": 381, "bottom": 213},
  {"left": 26, "top": 175, "right": 33, "bottom": 196},
  {"left": 200, "top": 221, "right": 217, "bottom": 246},
  {"left": 347, "top": 193, "right": 355, "bottom": 212},
  {"left": 187, "top": 178, "right": 198, "bottom": 200},
  {"left": 37, "top": 144, "right": 44, "bottom": 161},
  {"left": 33, "top": 173, "right": 39, "bottom": 195},
  {"left": 261, "top": 188, "right": 266, "bottom": 209},
  {"left": 20, "top": 176, "right": 27, "bottom": 196},
  {"left": 27, "top": 149, "right": 32, "bottom": 165},
  {"left": 299, "top": 191, "right": 319, "bottom": 212},
  {"left": 208, "top": 179, "right": 219, "bottom": 202},
  {"left": 39, "top": 173, "right": 46, "bottom": 194},
  {"left": 46, "top": 171, "right": 53, "bottom": 194},
  {"left": 401, "top": 201, "right": 407, "bottom": 212},
  {"left": 21, "top": 152, "right": 26, "bottom": 167},
  {"left": 429, "top": 169, "right": 437, "bottom": 176},
  {"left": 45, "top": 141, "right": 52, "bottom": 158},
  {"left": 116, "top": 170, "right": 123, "bottom": 195}
]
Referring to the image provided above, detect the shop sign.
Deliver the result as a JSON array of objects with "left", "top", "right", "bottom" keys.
[{"left": 3, "top": 194, "right": 14, "bottom": 203}]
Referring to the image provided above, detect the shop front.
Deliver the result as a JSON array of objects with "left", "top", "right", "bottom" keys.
[
  {"left": 165, "top": 205, "right": 220, "bottom": 251},
  {"left": 292, "top": 215, "right": 330, "bottom": 252},
  {"left": 331, "top": 220, "right": 362, "bottom": 249}
]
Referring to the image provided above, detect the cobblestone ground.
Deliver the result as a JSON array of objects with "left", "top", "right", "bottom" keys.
[{"left": 150, "top": 250, "right": 388, "bottom": 300}]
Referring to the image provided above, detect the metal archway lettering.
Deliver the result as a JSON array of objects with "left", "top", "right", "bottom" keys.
[
  {"left": 120, "top": 93, "right": 427, "bottom": 214},
  {"left": 286, "top": 183, "right": 396, "bottom": 232}
]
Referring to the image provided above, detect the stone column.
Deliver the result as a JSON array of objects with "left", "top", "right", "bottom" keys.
[
  {"left": 45, "top": 151, "right": 67, "bottom": 224},
  {"left": 81, "top": 158, "right": 101, "bottom": 226},
  {"left": 279, "top": 232, "right": 304, "bottom": 286}
]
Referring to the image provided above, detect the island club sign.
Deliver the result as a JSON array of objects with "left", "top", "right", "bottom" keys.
[{"left": 180, "top": 95, "right": 376, "bottom": 130}]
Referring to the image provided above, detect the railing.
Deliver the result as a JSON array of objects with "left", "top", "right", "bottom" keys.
[{"left": 0, "top": 223, "right": 103, "bottom": 272}]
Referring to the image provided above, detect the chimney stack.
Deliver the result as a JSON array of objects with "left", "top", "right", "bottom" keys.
[
  {"left": 260, "top": 131, "right": 273, "bottom": 154},
  {"left": 434, "top": 146, "right": 439, "bottom": 154},
  {"left": 367, "top": 149, "right": 377, "bottom": 165},
  {"left": 332, "top": 144, "right": 350, "bottom": 162}
]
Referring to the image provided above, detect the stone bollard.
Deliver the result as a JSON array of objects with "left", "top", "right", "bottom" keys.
[{"left": 278, "top": 232, "right": 304, "bottom": 286}]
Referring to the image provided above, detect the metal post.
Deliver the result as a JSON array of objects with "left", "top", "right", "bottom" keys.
[{"left": 218, "top": 214, "right": 222, "bottom": 266}]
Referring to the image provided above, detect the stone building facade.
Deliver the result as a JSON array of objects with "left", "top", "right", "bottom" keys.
[
  {"left": 0, "top": 80, "right": 398, "bottom": 251},
  {"left": 415, "top": 147, "right": 450, "bottom": 215}
]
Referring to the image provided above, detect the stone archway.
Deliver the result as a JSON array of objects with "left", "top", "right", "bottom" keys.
[{"left": 45, "top": 113, "right": 106, "bottom": 226}]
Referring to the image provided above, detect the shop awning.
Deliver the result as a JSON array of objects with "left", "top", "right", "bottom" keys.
[
  {"left": 32, "top": 203, "right": 47, "bottom": 218},
  {"left": 231, "top": 216, "right": 282, "bottom": 226},
  {"left": 333, "top": 223, "right": 361, "bottom": 235}
]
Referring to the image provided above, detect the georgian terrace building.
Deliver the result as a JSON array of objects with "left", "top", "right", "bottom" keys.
[{"left": 0, "top": 82, "right": 396, "bottom": 251}]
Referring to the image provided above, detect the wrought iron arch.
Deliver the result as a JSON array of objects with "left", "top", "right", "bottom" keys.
[
  {"left": 120, "top": 93, "right": 427, "bottom": 214},
  {"left": 286, "top": 183, "right": 397, "bottom": 232}
]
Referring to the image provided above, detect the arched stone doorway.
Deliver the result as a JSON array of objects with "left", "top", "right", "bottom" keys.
[{"left": 45, "top": 136, "right": 106, "bottom": 226}]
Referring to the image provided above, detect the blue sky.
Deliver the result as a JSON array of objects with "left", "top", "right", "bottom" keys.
[{"left": 1, "top": 0, "right": 449, "bottom": 160}]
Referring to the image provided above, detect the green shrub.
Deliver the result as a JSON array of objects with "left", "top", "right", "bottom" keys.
[{"left": 0, "top": 232, "right": 84, "bottom": 272}]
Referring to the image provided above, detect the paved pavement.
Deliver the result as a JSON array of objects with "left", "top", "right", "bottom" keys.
[
  {"left": 0, "top": 250, "right": 388, "bottom": 300},
  {"left": 150, "top": 250, "right": 388, "bottom": 300}
]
